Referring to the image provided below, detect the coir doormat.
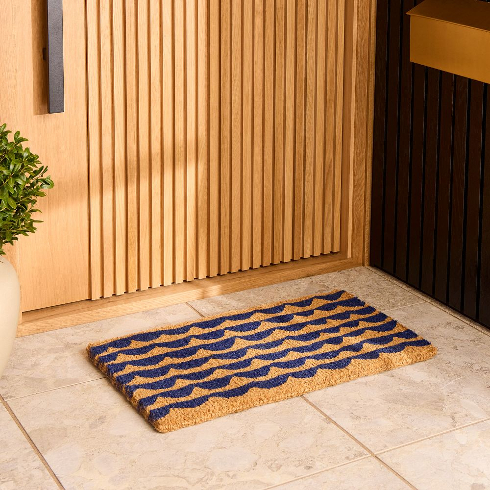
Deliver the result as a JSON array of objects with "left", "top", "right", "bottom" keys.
[{"left": 87, "top": 290, "right": 436, "bottom": 433}]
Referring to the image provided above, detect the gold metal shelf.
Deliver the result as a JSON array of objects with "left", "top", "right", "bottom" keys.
[{"left": 408, "top": 0, "right": 490, "bottom": 83}]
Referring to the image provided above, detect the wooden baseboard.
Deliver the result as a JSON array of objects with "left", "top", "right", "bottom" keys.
[{"left": 18, "top": 253, "right": 358, "bottom": 336}]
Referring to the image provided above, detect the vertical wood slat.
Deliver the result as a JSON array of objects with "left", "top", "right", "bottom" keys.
[
  {"left": 100, "top": 0, "right": 115, "bottom": 298},
  {"left": 162, "top": 0, "right": 174, "bottom": 286},
  {"left": 434, "top": 73, "right": 455, "bottom": 303},
  {"left": 324, "top": 0, "right": 336, "bottom": 255},
  {"left": 419, "top": 68, "right": 440, "bottom": 295},
  {"left": 463, "top": 81, "right": 484, "bottom": 319},
  {"left": 87, "top": 0, "right": 344, "bottom": 299},
  {"left": 370, "top": 0, "right": 389, "bottom": 269},
  {"left": 382, "top": 0, "right": 402, "bottom": 275},
  {"left": 87, "top": 0, "right": 102, "bottom": 299},
  {"left": 113, "top": 0, "right": 126, "bottom": 295},
  {"left": 448, "top": 76, "right": 469, "bottom": 310},
  {"left": 407, "top": 64, "right": 426, "bottom": 288},
  {"left": 395, "top": 0, "right": 414, "bottom": 282},
  {"left": 479, "top": 90, "right": 490, "bottom": 326}
]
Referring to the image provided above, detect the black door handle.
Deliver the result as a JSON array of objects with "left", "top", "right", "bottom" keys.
[{"left": 47, "top": 0, "right": 64, "bottom": 113}]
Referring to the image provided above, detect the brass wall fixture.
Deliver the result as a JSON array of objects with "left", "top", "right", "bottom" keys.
[{"left": 408, "top": 0, "right": 490, "bottom": 84}]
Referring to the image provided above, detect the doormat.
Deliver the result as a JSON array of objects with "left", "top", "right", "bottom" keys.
[{"left": 87, "top": 290, "right": 436, "bottom": 433}]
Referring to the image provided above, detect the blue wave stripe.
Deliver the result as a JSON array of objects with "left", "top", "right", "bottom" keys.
[
  {"left": 106, "top": 312, "right": 392, "bottom": 377},
  {"left": 146, "top": 339, "right": 431, "bottom": 420},
  {"left": 114, "top": 317, "right": 400, "bottom": 384},
  {"left": 137, "top": 330, "right": 415, "bottom": 403},
  {"left": 98, "top": 302, "right": 373, "bottom": 364},
  {"left": 125, "top": 329, "right": 418, "bottom": 395},
  {"left": 89, "top": 290, "right": 348, "bottom": 356},
  {"left": 94, "top": 303, "right": 376, "bottom": 365}
]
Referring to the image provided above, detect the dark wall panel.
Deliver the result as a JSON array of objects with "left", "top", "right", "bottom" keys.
[{"left": 372, "top": 0, "right": 490, "bottom": 329}]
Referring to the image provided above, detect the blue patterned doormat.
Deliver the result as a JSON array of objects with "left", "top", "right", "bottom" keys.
[{"left": 87, "top": 290, "right": 436, "bottom": 433}]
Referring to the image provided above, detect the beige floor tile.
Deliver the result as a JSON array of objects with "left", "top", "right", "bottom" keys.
[
  {"left": 368, "top": 266, "right": 490, "bottom": 338},
  {"left": 0, "top": 303, "right": 201, "bottom": 400},
  {"left": 189, "top": 267, "right": 423, "bottom": 317},
  {"left": 305, "top": 302, "right": 490, "bottom": 452},
  {"left": 273, "top": 457, "right": 410, "bottom": 490},
  {"left": 0, "top": 405, "right": 58, "bottom": 490},
  {"left": 379, "top": 419, "right": 490, "bottom": 490},
  {"left": 9, "top": 380, "right": 367, "bottom": 490}
]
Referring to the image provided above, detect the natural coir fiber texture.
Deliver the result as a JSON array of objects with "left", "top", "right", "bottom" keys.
[{"left": 87, "top": 290, "right": 437, "bottom": 433}]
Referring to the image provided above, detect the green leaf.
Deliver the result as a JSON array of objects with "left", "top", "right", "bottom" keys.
[{"left": 0, "top": 124, "right": 53, "bottom": 249}]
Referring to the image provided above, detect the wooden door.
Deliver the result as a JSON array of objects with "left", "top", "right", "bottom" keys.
[
  {"left": 0, "top": 1, "right": 90, "bottom": 311},
  {"left": 86, "top": 0, "right": 346, "bottom": 300}
]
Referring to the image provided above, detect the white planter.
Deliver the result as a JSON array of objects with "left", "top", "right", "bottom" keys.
[{"left": 0, "top": 257, "right": 20, "bottom": 377}]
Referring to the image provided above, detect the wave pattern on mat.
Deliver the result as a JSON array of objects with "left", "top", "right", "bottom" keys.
[{"left": 87, "top": 290, "right": 437, "bottom": 433}]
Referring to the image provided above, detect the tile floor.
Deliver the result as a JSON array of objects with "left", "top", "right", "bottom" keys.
[{"left": 1, "top": 266, "right": 490, "bottom": 490}]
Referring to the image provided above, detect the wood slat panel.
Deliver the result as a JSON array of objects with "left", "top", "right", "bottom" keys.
[
  {"left": 209, "top": 0, "right": 220, "bottom": 276},
  {"left": 372, "top": 0, "right": 490, "bottom": 330},
  {"left": 86, "top": 0, "right": 345, "bottom": 299},
  {"left": 332, "top": 0, "right": 344, "bottom": 252},
  {"left": 197, "top": 0, "right": 209, "bottom": 279},
  {"left": 125, "top": 0, "right": 139, "bottom": 293},
  {"left": 112, "top": 0, "right": 126, "bottom": 296},
  {"left": 293, "top": 0, "right": 306, "bottom": 260},
  {"left": 186, "top": 0, "right": 198, "bottom": 281},
  {"left": 149, "top": 0, "right": 162, "bottom": 288},
  {"left": 137, "top": 0, "right": 150, "bottom": 291},
  {"left": 314, "top": 0, "right": 326, "bottom": 257},
  {"left": 263, "top": 0, "right": 274, "bottom": 266},
  {"left": 242, "top": 0, "right": 253, "bottom": 271},
  {"left": 174, "top": 0, "right": 186, "bottom": 284},
  {"left": 273, "top": 0, "right": 285, "bottom": 264},
  {"left": 220, "top": 0, "right": 231, "bottom": 274},
  {"left": 87, "top": 0, "right": 102, "bottom": 299},
  {"left": 283, "top": 0, "right": 296, "bottom": 262},
  {"left": 231, "top": 0, "right": 242, "bottom": 272},
  {"left": 304, "top": 0, "right": 316, "bottom": 259}
]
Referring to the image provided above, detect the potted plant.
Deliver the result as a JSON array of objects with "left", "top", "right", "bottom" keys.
[{"left": 0, "top": 123, "right": 53, "bottom": 376}]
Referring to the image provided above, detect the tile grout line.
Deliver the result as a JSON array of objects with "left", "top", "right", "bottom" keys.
[
  {"left": 367, "top": 267, "right": 490, "bottom": 339},
  {"left": 0, "top": 394, "right": 65, "bottom": 490},
  {"left": 185, "top": 302, "right": 206, "bottom": 317},
  {"left": 261, "top": 454, "right": 372, "bottom": 490},
  {"left": 4, "top": 376, "right": 106, "bottom": 402},
  {"left": 300, "top": 396, "right": 418, "bottom": 490},
  {"left": 374, "top": 416, "right": 490, "bottom": 456}
]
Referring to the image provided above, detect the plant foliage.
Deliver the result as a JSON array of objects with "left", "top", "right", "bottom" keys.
[{"left": 0, "top": 123, "right": 54, "bottom": 256}]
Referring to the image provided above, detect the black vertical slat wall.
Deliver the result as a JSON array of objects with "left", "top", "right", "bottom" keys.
[{"left": 371, "top": 0, "right": 490, "bottom": 329}]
